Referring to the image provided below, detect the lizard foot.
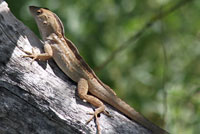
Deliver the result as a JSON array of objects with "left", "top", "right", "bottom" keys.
[
  {"left": 86, "top": 111, "right": 101, "bottom": 134},
  {"left": 86, "top": 110, "right": 112, "bottom": 134},
  {"left": 21, "top": 47, "right": 40, "bottom": 63}
]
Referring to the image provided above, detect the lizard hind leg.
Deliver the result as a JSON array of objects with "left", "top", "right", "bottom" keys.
[{"left": 78, "top": 78, "right": 106, "bottom": 134}]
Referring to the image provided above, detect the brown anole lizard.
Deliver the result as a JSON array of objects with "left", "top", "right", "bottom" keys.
[{"left": 23, "top": 6, "right": 168, "bottom": 134}]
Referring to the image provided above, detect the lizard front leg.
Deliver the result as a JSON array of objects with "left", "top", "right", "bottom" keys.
[
  {"left": 22, "top": 43, "right": 53, "bottom": 62},
  {"left": 78, "top": 78, "right": 106, "bottom": 134}
]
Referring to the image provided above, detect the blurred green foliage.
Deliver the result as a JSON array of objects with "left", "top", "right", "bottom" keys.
[{"left": 6, "top": 0, "right": 200, "bottom": 133}]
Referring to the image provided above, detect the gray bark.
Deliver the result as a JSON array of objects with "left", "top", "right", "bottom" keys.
[{"left": 0, "top": 1, "right": 151, "bottom": 134}]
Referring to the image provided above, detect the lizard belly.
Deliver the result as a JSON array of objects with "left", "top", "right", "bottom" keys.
[{"left": 51, "top": 45, "right": 84, "bottom": 82}]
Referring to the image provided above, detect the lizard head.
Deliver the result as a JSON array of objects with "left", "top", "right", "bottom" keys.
[{"left": 29, "top": 6, "right": 64, "bottom": 40}]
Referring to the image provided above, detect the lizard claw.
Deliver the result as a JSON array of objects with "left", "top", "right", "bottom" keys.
[
  {"left": 86, "top": 109, "right": 112, "bottom": 124},
  {"left": 21, "top": 47, "right": 40, "bottom": 63},
  {"left": 86, "top": 112, "right": 95, "bottom": 115},
  {"left": 86, "top": 112, "right": 97, "bottom": 124},
  {"left": 103, "top": 110, "right": 113, "bottom": 118},
  {"left": 86, "top": 111, "right": 100, "bottom": 134},
  {"left": 87, "top": 110, "right": 111, "bottom": 116},
  {"left": 86, "top": 110, "right": 112, "bottom": 134}
]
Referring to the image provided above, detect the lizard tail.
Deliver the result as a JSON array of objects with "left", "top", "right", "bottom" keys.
[{"left": 108, "top": 96, "right": 169, "bottom": 134}]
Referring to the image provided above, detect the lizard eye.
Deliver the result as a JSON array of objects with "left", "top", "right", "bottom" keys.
[{"left": 36, "top": 10, "right": 42, "bottom": 15}]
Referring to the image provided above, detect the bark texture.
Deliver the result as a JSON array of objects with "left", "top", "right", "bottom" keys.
[{"left": 0, "top": 1, "right": 152, "bottom": 134}]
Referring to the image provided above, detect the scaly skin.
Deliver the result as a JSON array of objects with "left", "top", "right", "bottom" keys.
[{"left": 24, "top": 6, "right": 169, "bottom": 134}]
